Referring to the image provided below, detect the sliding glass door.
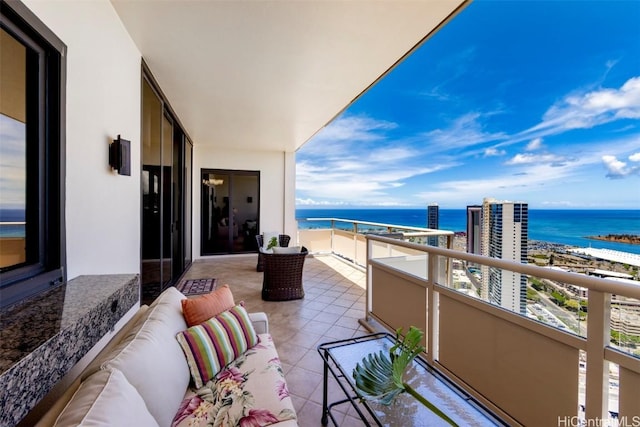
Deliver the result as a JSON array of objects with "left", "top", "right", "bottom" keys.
[
  {"left": 142, "top": 76, "right": 192, "bottom": 297},
  {"left": 201, "top": 169, "right": 259, "bottom": 255}
]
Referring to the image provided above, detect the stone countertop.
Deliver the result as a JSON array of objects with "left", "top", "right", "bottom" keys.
[{"left": 0, "top": 274, "right": 139, "bottom": 426}]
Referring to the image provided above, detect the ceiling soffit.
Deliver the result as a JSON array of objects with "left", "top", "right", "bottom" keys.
[{"left": 110, "top": 0, "right": 469, "bottom": 152}]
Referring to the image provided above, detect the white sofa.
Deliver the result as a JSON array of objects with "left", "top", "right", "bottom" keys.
[{"left": 36, "top": 287, "right": 298, "bottom": 427}]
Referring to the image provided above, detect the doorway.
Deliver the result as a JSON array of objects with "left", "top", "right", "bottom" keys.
[{"left": 201, "top": 169, "right": 259, "bottom": 255}]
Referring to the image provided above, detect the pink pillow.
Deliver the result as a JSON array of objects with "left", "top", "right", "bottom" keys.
[{"left": 181, "top": 284, "right": 235, "bottom": 327}]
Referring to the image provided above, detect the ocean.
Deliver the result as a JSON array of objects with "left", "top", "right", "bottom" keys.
[
  {"left": 0, "top": 209, "right": 25, "bottom": 238},
  {"left": 296, "top": 208, "right": 640, "bottom": 255},
  {"left": 3, "top": 208, "right": 639, "bottom": 254}
]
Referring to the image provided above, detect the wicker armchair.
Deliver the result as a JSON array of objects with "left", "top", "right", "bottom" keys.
[
  {"left": 261, "top": 247, "right": 308, "bottom": 301},
  {"left": 255, "top": 234, "right": 291, "bottom": 272}
]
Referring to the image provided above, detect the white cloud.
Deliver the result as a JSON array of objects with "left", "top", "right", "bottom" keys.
[
  {"left": 415, "top": 161, "right": 579, "bottom": 207},
  {"left": 296, "top": 155, "right": 456, "bottom": 205},
  {"left": 483, "top": 147, "right": 506, "bottom": 157},
  {"left": 602, "top": 154, "right": 640, "bottom": 178},
  {"left": 314, "top": 115, "right": 397, "bottom": 143},
  {"left": 541, "top": 200, "right": 579, "bottom": 207},
  {"left": 529, "top": 76, "right": 640, "bottom": 133},
  {"left": 297, "top": 112, "right": 467, "bottom": 205},
  {"left": 505, "top": 153, "right": 566, "bottom": 166},
  {"left": 483, "top": 76, "right": 640, "bottom": 151},
  {"left": 423, "top": 112, "right": 507, "bottom": 151},
  {"left": 295, "top": 198, "right": 347, "bottom": 206},
  {"left": 526, "top": 138, "right": 543, "bottom": 151}
]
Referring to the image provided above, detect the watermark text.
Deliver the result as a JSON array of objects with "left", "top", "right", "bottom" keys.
[{"left": 558, "top": 416, "right": 640, "bottom": 427}]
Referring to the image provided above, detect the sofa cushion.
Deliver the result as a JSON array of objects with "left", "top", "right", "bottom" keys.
[
  {"left": 181, "top": 284, "right": 235, "bottom": 327},
  {"left": 172, "top": 334, "right": 297, "bottom": 427},
  {"left": 176, "top": 305, "right": 258, "bottom": 389},
  {"left": 99, "top": 287, "right": 191, "bottom": 427},
  {"left": 55, "top": 369, "right": 159, "bottom": 427}
]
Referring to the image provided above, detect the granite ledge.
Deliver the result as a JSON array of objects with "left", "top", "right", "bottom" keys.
[{"left": 0, "top": 274, "right": 139, "bottom": 427}]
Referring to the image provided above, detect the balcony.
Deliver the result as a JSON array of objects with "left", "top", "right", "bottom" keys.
[
  {"left": 287, "top": 219, "right": 640, "bottom": 425},
  {"left": 4, "top": 1, "right": 638, "bottom": 425}
]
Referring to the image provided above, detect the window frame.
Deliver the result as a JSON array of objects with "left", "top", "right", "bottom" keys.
[{"left": 0, "top": 0, "right": 66, "bottom": 309}]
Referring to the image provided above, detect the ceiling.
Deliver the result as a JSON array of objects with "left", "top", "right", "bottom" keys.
[{"left": 110, "top": 0, "right": 469, "bottom": 153}]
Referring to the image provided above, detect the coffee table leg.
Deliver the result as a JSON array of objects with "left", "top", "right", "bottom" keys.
[{"left": 321, "top": 350, "right": 329, "bottom": 426}]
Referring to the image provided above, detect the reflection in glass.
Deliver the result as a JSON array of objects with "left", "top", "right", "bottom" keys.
[
  {"left": 0, "top": 115, "right": 27, "bottom": 269},
  {"left": 0, "top": 28, "right": 27, "bottom": 270},
  {"left": 141, "top": 80, "right": 163, "bottom": 288},
  {"left": 184, "top": 142, "right": 192, "bottom": 267}
]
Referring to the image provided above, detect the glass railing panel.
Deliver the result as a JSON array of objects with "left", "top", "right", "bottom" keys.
[
  {"left": 606, "top": 362, "right": 620, "bottom": 421},
  {"left": 368, "top": 239, "right": 429, "bottom": 280},
  {"left": 610, "top": 296, "right": 640, "bottom": 358},
  {"left": 578, "top": 349, "right": 587, "bottom": 419},
  {"left": 439, "top": 257, "right": 481, "bottom": 298},
  {"left": 524, "top": 273, "right": 586, "bottom": 335},
  {"left": 297, "top": 218, "right": 333, "bottom": 230}
]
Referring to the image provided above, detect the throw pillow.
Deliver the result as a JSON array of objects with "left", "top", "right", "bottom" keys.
[
  {"left": 176, "top": 305, "right": 258, "bottom": 388},
  {"left": 181, "top": 284, "right": 235, "bottom": 327},
  {"left": 271, "top": 246, "right": 302, "bottom": 254},
  {"left": 55, "top": 369, "right": 159, "bottom": 427}
]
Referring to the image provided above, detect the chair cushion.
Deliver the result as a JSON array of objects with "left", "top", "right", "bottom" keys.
[
  {"left": 181, "top": 284, "right": 235, "bottom": 327},
  {"left": 172, "top": 334, "right": 297, "bottom": 427},
  {"left": 272, "top": 246, "right": 301, "bottom": 254},
  {"left": 99, "top": 287, "right": 190, "bottom": 427},
  {"left": 176, "top": 305, "right": 258, "bottom": 389},
  {"left": 55, "top": 369, "right": 159, "bottom": 427}
]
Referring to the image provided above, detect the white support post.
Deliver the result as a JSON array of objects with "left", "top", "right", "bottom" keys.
[
  {"left": 365, "top": 237, "right": 372, "bottom": 323},
  {"left": 426, "top": 251, "right": 437, "bottom": 364},
  {"left": 585, "top": 290, "right": 611, "bottom": 422}
]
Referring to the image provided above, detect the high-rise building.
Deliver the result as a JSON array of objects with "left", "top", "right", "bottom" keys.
[
  {"left": 466, "top": 205, "right": 482, "bottom": 255},
  {"left": 427, "top": 203, "right": 439, "bottom": 246},
  {"left": 480, "top": 198, "right": 528, "bottom": 314}
]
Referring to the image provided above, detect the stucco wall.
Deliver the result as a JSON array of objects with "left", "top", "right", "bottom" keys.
[{"left": 23, "top": 0, "right": 142, "bottom": 279}]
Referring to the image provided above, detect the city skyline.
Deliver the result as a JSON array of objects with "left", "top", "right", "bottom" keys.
[{"left": 296, "top": 0, "right": 640, "bottom": 210}]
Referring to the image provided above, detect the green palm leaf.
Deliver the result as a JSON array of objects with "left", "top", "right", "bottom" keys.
[{"left": 352, "top": 327, "right": 459, "bottom": 426}]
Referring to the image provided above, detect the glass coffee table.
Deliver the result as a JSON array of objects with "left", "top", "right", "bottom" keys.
[{"left": 317, "top": 333, "right": 505, "bottom": 426}]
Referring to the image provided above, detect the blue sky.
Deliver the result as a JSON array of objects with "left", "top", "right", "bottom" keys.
[{"left": 296, "top": 0, "right": 640, "bottom": 210}]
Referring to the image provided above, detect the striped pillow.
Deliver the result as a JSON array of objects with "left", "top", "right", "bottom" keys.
[{"left": 176, "top": 305, "right": 258, "bottom": 388}]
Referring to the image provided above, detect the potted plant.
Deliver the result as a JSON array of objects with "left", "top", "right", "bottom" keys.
[
  {"left": 353, "top": 327, "right": 458, "bottom": 426},
  {"left": 266, "top": 236, "right": 278, "bottom": 250}
]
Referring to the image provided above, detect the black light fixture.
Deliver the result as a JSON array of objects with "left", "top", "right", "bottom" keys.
[{"left": 109, "top": 135, "right": 131, "bottom": 176}]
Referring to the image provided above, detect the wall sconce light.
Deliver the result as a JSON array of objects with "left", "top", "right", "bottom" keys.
[
  {"left": 109, "top": 135, "right": 131, "bottom": 176},
  {"left": 247, "top": 197, "right": 253, "bottom": 203}
]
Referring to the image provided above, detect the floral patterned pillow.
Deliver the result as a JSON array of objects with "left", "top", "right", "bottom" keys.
[{"left": 172, "top": 334, "right": 297, "bottom": 427}]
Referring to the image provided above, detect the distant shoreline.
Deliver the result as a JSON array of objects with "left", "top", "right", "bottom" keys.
[{"left": 585, "top": 234, "right": 640, "bottom": 245}]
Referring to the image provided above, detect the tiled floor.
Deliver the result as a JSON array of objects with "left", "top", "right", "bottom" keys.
[{"left": 182, "top": 253, "right": 372, "bottom": 426}]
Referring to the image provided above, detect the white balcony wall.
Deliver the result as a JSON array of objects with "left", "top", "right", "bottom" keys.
[
  {"left": 192, "top": 146, "right": 297, "bottom": 259},
  {"left": 23, "top": 0, "right": 142, "bottom": 279}
]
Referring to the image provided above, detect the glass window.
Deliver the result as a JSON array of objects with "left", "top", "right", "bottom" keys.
[{"left": 0, "top": 4, "right": 65, "bottom": 308}]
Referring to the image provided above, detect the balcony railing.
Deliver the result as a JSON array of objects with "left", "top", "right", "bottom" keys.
[
  {"left": 298, "top": 220, "right": 640, "bottom": 426},
  {"left": 297, "top": 217, "right": 455, "bottom": 267}
]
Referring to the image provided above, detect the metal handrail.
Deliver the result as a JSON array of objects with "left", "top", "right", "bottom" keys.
[{"left": 367, "top": 234, "right": 640, "bottom": 299}]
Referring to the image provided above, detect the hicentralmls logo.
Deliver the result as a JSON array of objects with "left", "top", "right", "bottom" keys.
[{"left": 558, "top": 416, "right": 640, "bottom": 427}]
